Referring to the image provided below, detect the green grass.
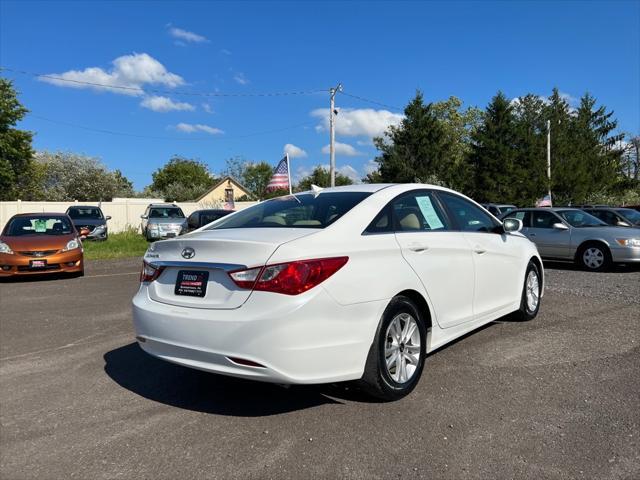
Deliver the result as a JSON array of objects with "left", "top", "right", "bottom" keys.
[{"left": 83, "top": 228, "right": 148, "bottom": 260}]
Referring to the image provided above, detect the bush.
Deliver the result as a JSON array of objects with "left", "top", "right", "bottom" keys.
[{"left": 83, "top": 227, "right": 148, "bottom": 260}]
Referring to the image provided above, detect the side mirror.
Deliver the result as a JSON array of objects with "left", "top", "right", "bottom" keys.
[
  {"left": 140, "top": 214, "right": 148, "bottom": 219},
  {"left": 106, "top": 216, "right": 112, "bottom": 221},
  {"left": 552, "top": 222, "right": 569, "bottom": 230},
  {"left": 502, "top": 218, "right": 523, "bottom": 233},
  {"left": 616, "top": 221, "right": 630, "bottom": 227}
]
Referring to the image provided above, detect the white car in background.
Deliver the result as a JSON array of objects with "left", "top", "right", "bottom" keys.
[{"left": 132, "top": 184, "right": 543, "bottom": 400}]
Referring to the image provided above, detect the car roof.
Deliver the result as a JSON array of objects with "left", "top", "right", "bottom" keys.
[
  {"left": 148, "top": 203, "right": 179, "bottom": 207},
  {"left": 11, "top": 212, "right": 70, "bottom": 217},
  {"left": 67, "top": 205, "right": 102, "bottom": 209},
  {"left": 295, "top": 183, "right": 468, "bottom": 196}
]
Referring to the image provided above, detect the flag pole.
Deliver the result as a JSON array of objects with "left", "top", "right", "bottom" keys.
[
  {"left": 547, "top": 119, "right": 552, "bottom": 206},
  {"left": 286, "top": 153, "right": 292, "bottom": 195}
]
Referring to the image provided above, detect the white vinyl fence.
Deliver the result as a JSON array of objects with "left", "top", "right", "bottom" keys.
[{"left": 0, "top": 198, "right": 258, "bottom": 234}]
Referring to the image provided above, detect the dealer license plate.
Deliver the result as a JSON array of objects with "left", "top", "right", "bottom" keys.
[{"left": 175, "top": 270, "right": 209, "bottom": 297}]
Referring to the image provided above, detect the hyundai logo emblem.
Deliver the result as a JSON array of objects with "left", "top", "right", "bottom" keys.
[{"left": 181, "top": 247, "right": 195, "bottom": 259}]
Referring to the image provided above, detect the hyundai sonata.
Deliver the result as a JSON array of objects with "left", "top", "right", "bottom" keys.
[{"left": 132, "top": 184, "right": 543, "bottom": 400}]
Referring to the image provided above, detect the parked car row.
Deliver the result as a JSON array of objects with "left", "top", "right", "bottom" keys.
[
  {"left": 500, "top": 207, "right": 640, "bottom": 271},
  {"left": 0, "top": 204, "right": 234, "bottom": 278}
]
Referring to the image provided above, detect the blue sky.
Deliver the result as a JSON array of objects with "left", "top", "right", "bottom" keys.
[{"left": 1, "top": 0, "right": 638, "bottom": 190}]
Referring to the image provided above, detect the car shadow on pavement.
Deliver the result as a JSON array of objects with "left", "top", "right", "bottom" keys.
[
  {"left": 0, "top": 272, "right": 80, "bottom": 283},
  {"left": 543, "top": 260, "right": 640, "bottom": 273},
  {"left": 104, "top": 343, "right": 380, "bottom": 417}
]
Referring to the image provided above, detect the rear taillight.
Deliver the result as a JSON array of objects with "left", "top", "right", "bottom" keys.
[
  {"left": 140, "top": 261, "right": 163, "bottom": 283},
  {"left": 228, "top": 257, "right": 348, "bottom": 295}
]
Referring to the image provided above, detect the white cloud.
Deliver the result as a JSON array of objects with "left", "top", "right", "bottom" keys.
[
  {"left": 175, "top": 123, "right": 224, "bottom": 135},
  {"left": 39, "top": 53, "right": 184, "bottom": 96},
  {"left": 283, "top": 143, "right": 307, "bottom": 158},
  {"left": 233, "top": 72, "right": 249, "bottom": 85},
  {"left": 363, "top": 159, "right": 378, "bottom": 175},
  {"left": 202, "top": 103, "right": 214, "bottom": 113},
  {"left": 168, "top": 26, "right": 209, "bottom": 43},
  {"left": 141, "top": 95, "right": 194, "bottom": 112},
  {"left": 337, "top": 165, "right": 361, "bottom": 183},
  {"left": 321, "top": 142, "right": 362, "bottom": 156},
  {"left": 312, "top": 108, "right": 404, "bottom": 139}
]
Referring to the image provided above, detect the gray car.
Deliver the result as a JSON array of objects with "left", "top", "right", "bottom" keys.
[
  {"left": 66, "top": 205, "right": 111, "bottom": 240},
  {"left": 140, "top": 204, "right": 187, "bottom": 241},
  {"left": 502, "top": 208, "right": 640, "bottom": 271},
  {"left": 581, "top": 207, "right": 640, "bottom": 228}
]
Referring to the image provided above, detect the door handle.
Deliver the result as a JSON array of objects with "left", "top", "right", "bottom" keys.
[{"left": 408, "top": 243, "right": 429, "bottom": 253}]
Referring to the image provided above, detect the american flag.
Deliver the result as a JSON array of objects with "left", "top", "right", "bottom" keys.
[
  {"left": 266, "top": 156, "right": 290, "bottom": 191},
  {"left": 535, "top": 194, "right": 552, "bottom": 207}
]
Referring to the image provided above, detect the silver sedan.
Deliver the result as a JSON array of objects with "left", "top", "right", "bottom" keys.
[{"left": 502, "top": 208, "right": 640, "bottom": 271}]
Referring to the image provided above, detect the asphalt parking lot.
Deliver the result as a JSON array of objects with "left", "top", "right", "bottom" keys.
[{"left": 1, "top": 259, "right": 639, "bottom": 480}]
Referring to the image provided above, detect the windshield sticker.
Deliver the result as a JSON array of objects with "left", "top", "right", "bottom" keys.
[
  {"left": 34, "top": 219, "right": 47, "bottom": 233},
  {"left": 416, "top": 196, "right": 445, "bottom": 230}
]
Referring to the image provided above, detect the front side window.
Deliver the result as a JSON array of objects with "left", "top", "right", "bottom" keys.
[
  {"left": 438, "top": 193, "right": 497, "bottom": 232},
  {"left": 67, "top": 207, "right": 103, "bottom": 220},
  {"left": 149, "top": 207, "right": 185, "bottom": 219},
  {"left": 4, "top": 216, "right": 74, "bottom": 236},
  {"left": 207, "top": 192, "right": 371, "bottom": 230},
  {"left": 531, "top": 211, "right": 562, "bottom": 229},
  {"left": 556, "top": 210, "right": 606, "bottom": 228}
]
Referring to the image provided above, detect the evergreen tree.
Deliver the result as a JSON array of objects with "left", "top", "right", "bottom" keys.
[
  {"left": 469, "top": 91, "right": 518, "bottom": 203},
  {"left": 512, "top": 94, "right": 548, "bottom": 206},
  {"left": 373, "top": 91, "right": 450, "bottom": 184},
  {"left": 0, "top": 78, "right": 34, "bottom": 200}
]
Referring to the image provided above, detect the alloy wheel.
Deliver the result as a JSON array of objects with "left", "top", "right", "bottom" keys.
[
  {"left": 525, "top": 269, "right": 540, "bottom": 312},
  {"left": 384, "top": 313, "right": 421, "bottom": 384}
]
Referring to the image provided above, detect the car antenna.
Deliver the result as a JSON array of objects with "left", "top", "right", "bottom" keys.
[{"left": 311, "top": 184, "right": 324, "bottom": 198}]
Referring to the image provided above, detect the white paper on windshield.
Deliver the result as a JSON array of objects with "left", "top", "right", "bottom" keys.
[{"left": 416, "top": 196, "right": 445, "bottom": 230}]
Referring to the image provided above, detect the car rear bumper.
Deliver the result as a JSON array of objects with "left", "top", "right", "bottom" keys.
[
  {"left": 611, "top": 246, "right": 640, "bottom": 263},
  {"left": 0, "top": 250, "right": 84, "bottom": 276},
  {"left": 132, "top": 286, "right": 386, "bottom": 384}
]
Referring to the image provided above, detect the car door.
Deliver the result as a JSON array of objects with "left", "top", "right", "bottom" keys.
[
  {"left": 391, "top": 190, "right": 475, "bottom": 328},
  {"left": 437, "top": 192, "right": 524, "bottom": 319},
  {"left": 528, "top": 210, "right": 572, "bottom": 259}
]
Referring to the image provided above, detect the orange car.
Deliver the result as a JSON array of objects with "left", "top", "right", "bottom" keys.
[{"left": 0, "top": 213, "right": 89, "bottom": 277}]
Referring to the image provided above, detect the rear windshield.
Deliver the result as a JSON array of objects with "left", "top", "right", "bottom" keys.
[
  {"left": 4, "top": 216, "right": 74, "bottom": 236},
  {"left": 207, "top": 192, "right": 371, "bottom": 230},
  {"left": 67, "top": 207, "right": 103, "bottom": 219},
  {"left": 556, "top": 210, "right": 607, "bottom": 227},
  {"left": 616, "top": 208, "right": 640, "bottom": 224},
  {"left": 149, "top": 207, "right": 185, "bottom": 219}
]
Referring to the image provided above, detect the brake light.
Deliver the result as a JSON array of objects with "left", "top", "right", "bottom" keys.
[
  {"left": 228, "top": 257, "right": 348, "bottom": 295},
  {"left": 140, "top": 261, "right": 163, "bottom": 282}
]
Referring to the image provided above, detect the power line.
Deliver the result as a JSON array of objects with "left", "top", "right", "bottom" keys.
[
  {"left": 0, "top": 66, "right": 328, "bottom": 98},
  {"left": 338, "top": 91, "right": 403, "bottom": 111},
  {"left": 28, "top": 114, "right": 315, "bottom": 141}
]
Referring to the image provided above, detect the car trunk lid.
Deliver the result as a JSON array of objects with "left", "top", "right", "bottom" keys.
[{"left": 145, "top": 228, "right": 317, "bottom": 309}]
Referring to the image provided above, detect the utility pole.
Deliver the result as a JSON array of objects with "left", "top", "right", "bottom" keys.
[
  {"left": 329, "top": 83, "right": 342, "bottom": 187},
  {"left": 546, "top": 119, "right": 552, "bottom": 204}
]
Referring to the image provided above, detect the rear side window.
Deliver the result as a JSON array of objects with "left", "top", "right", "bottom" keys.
[
  {"left": 393, "top": 192, "right": 448, "bottom": 232},
  {"left": 438, "top": 193, "right": 498, "bottom": 232},
  {"left": 531, "top": 211, "right": 560, "bottom": 229},
  {"left": 207, "top": 192, "right": 371, "bottom": 230},
  {"left": 503, "top": 210, "right": 531, "bottom": 227}
]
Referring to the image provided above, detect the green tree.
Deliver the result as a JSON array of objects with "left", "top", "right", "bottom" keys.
[
  {"left": 372, "top": 91, "right": 451, "bottom": 186},
  {"left": 296, "top": 166, "right": 353, "bottom": 191},
  {"left": 242, "top": 161, "right": 275, "bottom": 200},
  {"left": 31, "top": 151, "right": 135, "bottom": 201},
  {"left": 512, "top": 94, "right": 548, "bottom": 206},
  {"left": 430, "top": 96, "right": 481, "bottom": 191},
  {"left": 221, "top": 156, "right": 249, "bottom": 182},
  {"left": 469, "top": 91, "right": 519, "bottom": 203},
  {"left": 0, "top": 78, "right": 34, "bottom": 200},
  {"left": 112, "top": 169, "right": 135, "bottom": 197},
  {"left": 150, "top": 156, "right": 215, "bottom": 201}
]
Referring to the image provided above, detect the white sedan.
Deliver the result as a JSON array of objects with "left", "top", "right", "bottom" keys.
[{"left": 132, "top": 184, "right": 543, "bottom": 400}]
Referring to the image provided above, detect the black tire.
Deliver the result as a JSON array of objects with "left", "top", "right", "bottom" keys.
[
  {"left": 513, "top": 261, "right": 542, "bottom": 321},
  {"left": 576, "top": 242, "right": 612, "bottom": 272},
  {"left": 358, "top": 296, "right": 427, "bottom": 401}
]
